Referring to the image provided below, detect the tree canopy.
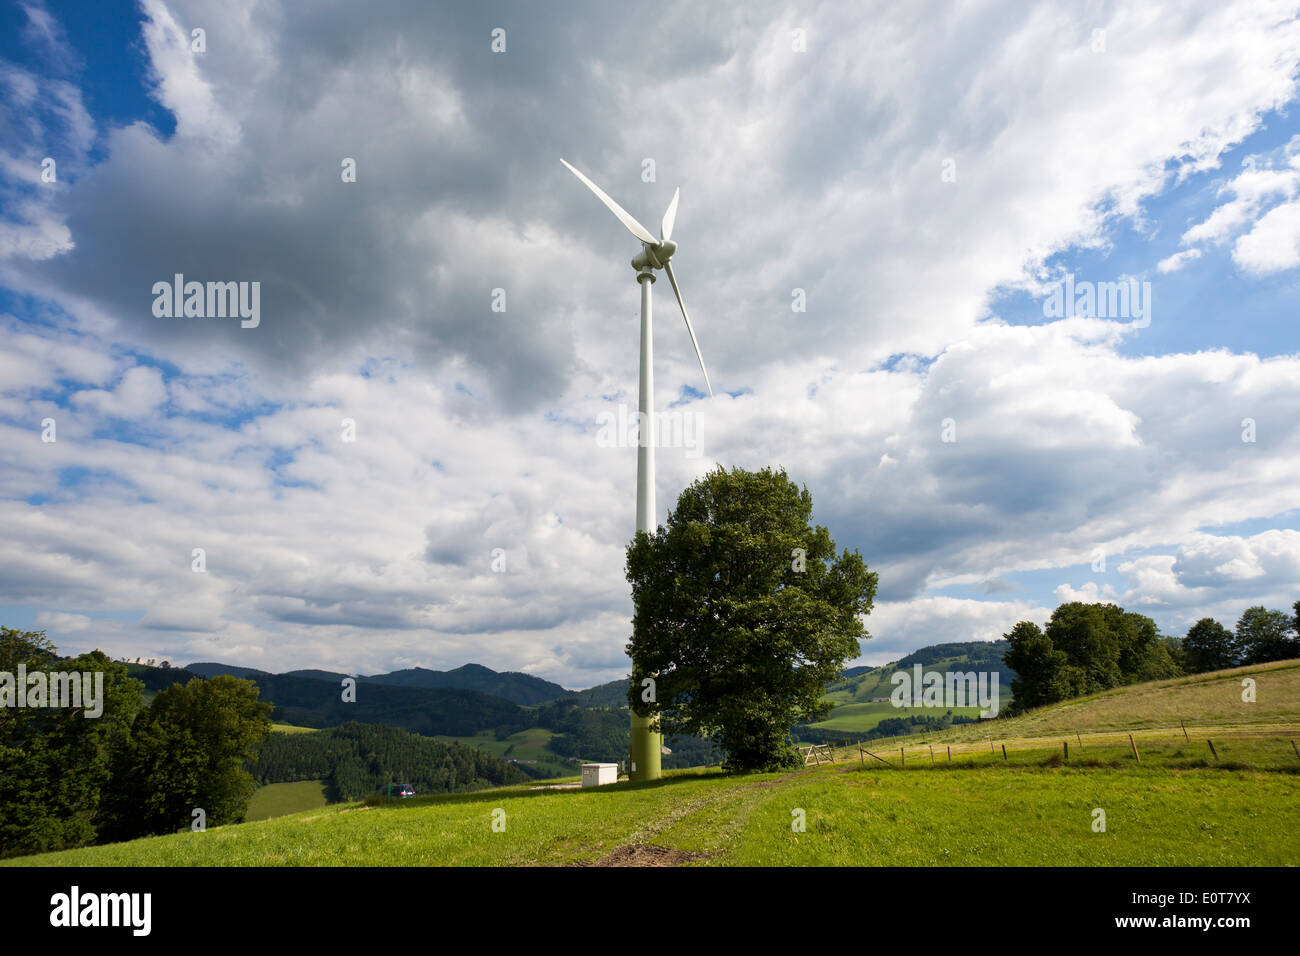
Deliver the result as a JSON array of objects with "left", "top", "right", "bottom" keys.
[
  {"left": 1234, "top": 606, "right": 1299, "bottom": 664},
  {"left": 102, "top": 675, "right": 273, "bottom": 839},
  {"left": 625, "top": 465, "right": 877, "bottom": 771},
  {"left": 1003, "top": 602, "right": 1178, "bottom": 715},
  {"left": 1182, "top": 618, "right": 1236, "bottom": 673},
  {"left": 0, "top": 628, "right": 141, "bottom": 858}
]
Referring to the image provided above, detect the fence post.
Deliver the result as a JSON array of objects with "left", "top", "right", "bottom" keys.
[
  {"left": 1063, "top": 741, "right": 1068, "bottom": 763},
  {"left": 1181, "top": 720, "right": 1189, "bottom": 742},
  {"left": 929, "top": 745, "right": 935, "bottom": 765},
  {"left": 1001, "top": 744, "right": 1007, "bottom": 761},
  {"left": 1129, "top": 734, "right": 1141, "bottom": 764},
  {"left": 1292, "top": 740, "right": 1299, "bottom": 763},
  {"left": 900, "top": 747, "right": 905, "bottom": 767},
  {"left": 1207, "top": 740, "right": 1217, "bottom": 761},
  {"left": 947, "top": 745, "right": 951, "bottom": 763},
  {"left": 859, "top": 741, "right": 864, "bottom": 767},
  {"left": 1075, "top": 730, "right": 1082, "bottom": 748}
]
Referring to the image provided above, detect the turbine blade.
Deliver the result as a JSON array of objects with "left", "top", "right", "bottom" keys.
[
  {"left": 560, "top": 158, "right": 657, "bottom": 245},
  {"left": 663, "top": 261, "right": 713, "bottom": 397},
  {"left": 661, "top": 187, "right": 680, "bottom": 241}
]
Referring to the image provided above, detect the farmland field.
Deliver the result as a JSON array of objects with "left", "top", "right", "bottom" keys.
[
  {"left": 808, "top": 701, "right": 986, "bottom": 733},
  {"left": 932, "top": 659, "right": 1300, "bottom": 741},
  {"left": 7, "top": 658, "right": 1298, "bottom": 868},
  {"left": 245, "top": 780, "right": 330, "bottom": 822},
  {"left": 270, "top": 722, "right": 319, "bottom": 734},
  {"left": 434, "top": 727, "right": 574, "bottom": 777},
  {"left": 9, "top": 755, "right": 1297, "bottom": 866}
]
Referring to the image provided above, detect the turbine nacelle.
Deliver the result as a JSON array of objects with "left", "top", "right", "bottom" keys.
[{"left": 632, "top": 239, "right": 676, "bottom": 272}]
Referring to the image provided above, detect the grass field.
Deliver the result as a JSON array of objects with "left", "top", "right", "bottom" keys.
[
  {"left": 808, "top": 701, "right": 986, "bottom": 733},
  {"left": 245, "top": 780, "right": 329, "bottom": 822},
  {"left": 10, "top": 755, "right": 1297, "bottom": 866},
  {"left": 7, "top": 659, "right": 1298, "bottom": 867},
  {"left": 435, "top": 727, "right": 575, "bottom": 777},
  {"left": 270, "top": 722, "right": 320, "bottom": 734},
  {"left": 897, "top": 659, "right": 1300, "bottom": 746},
  {"left": 435, "top": 727, "right": 555, "bottom": 759}
]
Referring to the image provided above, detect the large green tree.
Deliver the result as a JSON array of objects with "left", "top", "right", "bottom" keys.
[
  {"left": 103, "top": 675, "right": 273, "bottom": 839},
  {"left": 1044, "top": 602, "right": 1173, "bottom": 692},
  {"left": 625, "top": 465, "right": 877, "bottom": 772},
  {"left": 1182, "top": 618, "right": 1237, "bottom": 673},
  {"left": 0, "top": 628, "right": 142, "bottom": 859},
  {"left": 1002, "top": 621, "right": 1082, "bottom": 713},
  {"left": 1234, "top": 606, "right": 1299, "bottom": 664}
]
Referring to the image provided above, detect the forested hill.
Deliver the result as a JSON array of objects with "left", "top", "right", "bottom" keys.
[
  {"left": 250, "top": 722, "right": 530, "bottom": 800},
  {"left": 188, "top": 661, "right": 568, "bottom": 706},
  {"left": 361, "top": 663, "right": 568, "bottom": 705},
  {"left": 829, "top": 640, "right": 1015, "bottom": 701},
  {"left": 568, "top": 678, "right": 631, "bottom": 709},
  {"left": 185, "top": 665, "right": 527, "bottom": 736}
]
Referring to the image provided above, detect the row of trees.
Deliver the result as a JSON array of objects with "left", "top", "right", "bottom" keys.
[
  {"left": 0, "top": 627, "right": 272, "bottom": 859},
  {"left": 1004, "top": 601, "right": 1300, "bottom": 714},
  {"left": 1182, "top": 603, "right": 1300, "bottom": 673}
]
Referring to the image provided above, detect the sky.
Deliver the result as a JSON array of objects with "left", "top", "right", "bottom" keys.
[{"left": 1, "top": 0, "right": 1298, "bottom": 689}]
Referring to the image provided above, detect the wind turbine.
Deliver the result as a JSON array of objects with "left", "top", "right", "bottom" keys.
[{"left": 561, "top": 158, "right": 713, "bottom": 783}]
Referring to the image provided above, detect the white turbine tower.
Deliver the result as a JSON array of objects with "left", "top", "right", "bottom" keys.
[{"left": 561, "top": 158, "right": 713, "bottom": 782}]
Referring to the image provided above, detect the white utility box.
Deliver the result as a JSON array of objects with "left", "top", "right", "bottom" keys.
[{"left": 581, "top": 763, "right": 619, "bottom": 787}]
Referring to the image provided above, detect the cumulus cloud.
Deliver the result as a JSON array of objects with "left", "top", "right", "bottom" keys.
[
  {"left": 2, "top": 1, "right": 1299, "bottom": 685},
  {"left": 1157, "top": 248, "right": 1202, "bottom": 273},
  {"left": 861, "top": 596, "right": 1056, "bottom": 665},
  {"left": 1175, "top": 136, "right": 1300, "bottom": 274},
  {"left": 1233, "top": 198, "right": 1300, "bottom": 273},
  {"left": 1053, "top": 581, "right": 1118, "bottom": 604}
]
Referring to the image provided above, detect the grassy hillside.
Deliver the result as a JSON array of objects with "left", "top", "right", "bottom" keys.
[
  {"left": 12, "top": 757, "right": 1297, "bottom": 866},
  {"left": 826, "top": 640, "right": 1014, "bottom": 704},
  {"left": 932, "top": 659, "right": 1300, "bottom": 743},
  {"left": 11, "top": 659, "right": 1298, "bottom": 867},
  {"left": 436, "top": 728, "right": 575, "bottom": 779},
  {"left": 245, "top": 781, "right": 329, "bottom": 821},
  {"left": 807, "top": 701, "right": 986, "bottom": 734}
]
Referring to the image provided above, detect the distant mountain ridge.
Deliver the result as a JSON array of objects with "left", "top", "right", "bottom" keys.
[
  {"left": 187, "top": 661, "right": 569, "bottom": 706},
  {"left": 185, "top": 645, "right": 1004, "bottom": 711}
]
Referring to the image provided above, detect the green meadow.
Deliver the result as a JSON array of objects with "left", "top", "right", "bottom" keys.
[
  {"left": 9, "top": 757, "right": 1297, "bottom": 866},
  {"left": 245, "top": 780, "right": 330, "bottom": 822},
  {"left": 808, "top": 701, "right": 986, "bottom": 733},
  {"left": 8, "top": 658, "right": 1298, "bottom": 867}
]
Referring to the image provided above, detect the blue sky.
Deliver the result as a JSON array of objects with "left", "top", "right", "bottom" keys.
[
  {"left": 992, "top": 116, "right": 1300, "bottom": 358},
  {"left": 1, "top": 0, "right": 1299, "bottom": 687}
]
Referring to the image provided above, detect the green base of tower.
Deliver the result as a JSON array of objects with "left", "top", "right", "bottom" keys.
[{"left": 628, "top": 711, "right": 662, "bottom": 782}]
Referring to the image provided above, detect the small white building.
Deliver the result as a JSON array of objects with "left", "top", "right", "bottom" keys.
[{"left": 581, "top": 763, "right": 619, "bottom": 787}]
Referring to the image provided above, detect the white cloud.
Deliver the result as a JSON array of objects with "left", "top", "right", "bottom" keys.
[
  {"left": 1176, "top": 136, "right": 1300, "bottom": 274},
  {"left": 70, "top": 366, "right": 167, "bottom": 419},
  {"left": 862, "top": 596, "right": 1055, "bottom": 665},
  {"left": 2, "top": 1, "right": 1300, "bottom": 685},
  {"left": 1233, "top": 198, "right": 1300, "bottom": 273},
  {"left": 1053, "top": 581, "right": 1117, "bottom": 604},
  {"left": 1157, "top": 248, "right": 1202, "bottom": 273},
  {"left": 32, "top": 610, "right": 92, "bottom": 633}
]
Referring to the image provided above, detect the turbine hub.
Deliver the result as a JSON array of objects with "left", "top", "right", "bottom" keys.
[{"left": 631, "top": 240, "right": 677, "bottom": 272}]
